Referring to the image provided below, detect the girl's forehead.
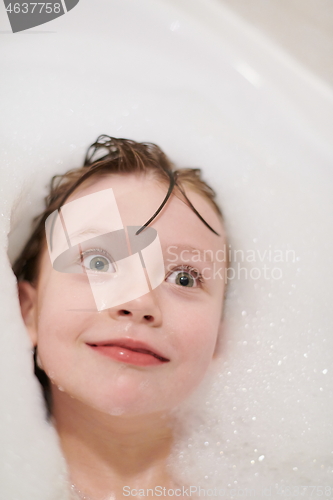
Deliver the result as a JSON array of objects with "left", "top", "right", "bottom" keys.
[
  {"left": 69, "top": 172, "right": 162, "bottom": 200},
  {"left": 65, "top": 172, "right": 225, "bottom": 251}
]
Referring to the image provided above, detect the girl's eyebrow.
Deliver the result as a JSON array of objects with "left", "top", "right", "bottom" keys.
[{"left": 68, "top": 227, "right": 108, "bottom": 240}]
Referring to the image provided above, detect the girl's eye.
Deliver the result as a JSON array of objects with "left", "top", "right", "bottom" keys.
[
  {"left": 166, "top": 266, "right": 203, "bottom": 288},
  {"left": 81, "top": 250, "right": 116, "bottom": 273}
]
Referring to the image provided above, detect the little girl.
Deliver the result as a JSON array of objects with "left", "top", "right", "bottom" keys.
[{"left": 13, "top": 135, "right": 227, "bottom": 500}]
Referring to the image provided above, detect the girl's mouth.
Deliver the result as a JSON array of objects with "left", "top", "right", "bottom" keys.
[{"left": 86, "top": 339, "right": 170, "bottom": 366}]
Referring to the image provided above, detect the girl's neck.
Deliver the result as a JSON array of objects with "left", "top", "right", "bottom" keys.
[{"left": 51, "top": 387, "right": 176, "bottom": 500}]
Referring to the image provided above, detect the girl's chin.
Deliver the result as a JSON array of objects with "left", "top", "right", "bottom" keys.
[
  {"left": 55, "top": 389, "right": 177, "bottom": 417},
  {"left": 51, "top": 378, "right": 194, "bottom": 416},
  {"left": 91, "top": 397, "right": 176, "bottom": 417}
]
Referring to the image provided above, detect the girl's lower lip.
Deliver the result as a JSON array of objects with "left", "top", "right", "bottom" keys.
[{"left": 87, "top": 344, "right": 168, "bottom": 366}]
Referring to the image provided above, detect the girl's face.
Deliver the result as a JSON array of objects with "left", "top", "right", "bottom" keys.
[{"left": 20, "top": 173, "right": 226, "bottom": 416}]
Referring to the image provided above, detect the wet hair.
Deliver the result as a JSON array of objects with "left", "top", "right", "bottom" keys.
[{"left": 13, "top": 135, "right": 226, "bottom": 419}]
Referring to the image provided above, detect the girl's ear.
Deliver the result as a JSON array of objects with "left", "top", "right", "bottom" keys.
[{"left": 18, "top": 281, "right": 38, "bottom": 347}]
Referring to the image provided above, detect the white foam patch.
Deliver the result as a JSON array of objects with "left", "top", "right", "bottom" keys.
[{"left": 1, "top": 0, "right": 333, "bottom": 498}]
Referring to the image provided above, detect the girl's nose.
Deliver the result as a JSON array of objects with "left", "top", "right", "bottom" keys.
[{"left": 107, "top": 291, "right": 162, "bottom": 326}]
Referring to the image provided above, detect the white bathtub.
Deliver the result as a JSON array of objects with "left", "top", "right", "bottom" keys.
[{"left": 1, "top": 1, "right": 333, "bottom": 498}]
